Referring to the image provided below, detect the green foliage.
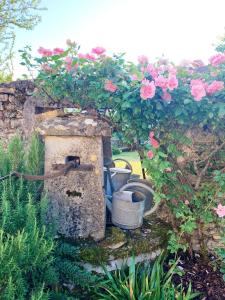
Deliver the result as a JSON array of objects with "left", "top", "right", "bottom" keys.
[
  {"left": 0, "top": 135, "right": 55, "bottom": 299},
  {"left": 0, "top": 135, "right": 97, "bottom": 299},
  {"left": 217, "top": 245, "right": 225, "bottom": 281},
  {"left": 213, "top": 170, "right": 225, "bottom": 281},
  {"left": 54, "top": 241, "right": 99, "bottom": 289},
  {"left": 0, "top": 0, "right": 43, "bottom": 76},
  {"left": 0, "top": 71, "right": 12, "bottom": 83},
  {"left": 80, "top": 245, "right": 109, "bottom": 265},
  {"left": 112, "top": 146, "right": 122, "bottom": 155},
  {"left": 94, "top": 254, "right": 200, "bottom": 299},
  {"left": 21, "top": 44, "right": 129, "bottom": 110},
  {"left": 21, "top": 38, "right": 225, "bottom": 257},
  {"left": 215, "top": 34, "right": 225, "bottom": 53}
]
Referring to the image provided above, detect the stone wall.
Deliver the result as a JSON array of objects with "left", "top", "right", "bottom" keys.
[{"left": 0, "top": 80, "right": 74, "bottom": 144}]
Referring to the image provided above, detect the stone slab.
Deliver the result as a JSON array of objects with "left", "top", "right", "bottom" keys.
[{"left": 37, "top": 114, "right": 111, "bottom": 137}]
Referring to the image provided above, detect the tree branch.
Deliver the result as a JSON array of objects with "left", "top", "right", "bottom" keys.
[{"left": 198, "top": 140, "right": 225, "bottom": 165}]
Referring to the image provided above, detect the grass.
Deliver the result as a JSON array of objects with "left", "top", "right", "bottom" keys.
[{"left": 113, "top": 151, "right": 143, "bottom": 177}]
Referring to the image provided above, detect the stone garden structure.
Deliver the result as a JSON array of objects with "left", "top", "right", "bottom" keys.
[
  {"left": 0, "top": 79, "right": 223, "bottom": 253},
  {"left": 37, "top": 114, "right": 111, "bottom": 240}
]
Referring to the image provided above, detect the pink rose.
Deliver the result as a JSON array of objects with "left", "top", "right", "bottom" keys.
[
  {"left": 167, "top": 75, "right": 178, "bottom": 91},
  {"left": 168, "top": 66, "right": 177, "bottom": 75},
  {"left": 147, "top": 150, "right": 154, "bottom": 159},
  {"left": 149, "top": 131, "right": 159, "bottom": 148},
  {"left": 151, "top": 138, "right": 159, "bottom": 149},
  {"left": 92, "top": 47, "right": 106, "bottom": 55},
  {"left": 41, "top": 63, "right": 52, "bottom": 72},
  {"left": 155, "top": 76, "right": 168, "bottom": 89},
  {"left": 38, "top": 47, "right": 53, "bottom": 57},
  {"left": 158, "top": 65, "right": 166, "bottom": 73},
  {"left": 140, "top": 79, "right": 156, "bottom": 100},
  {"left": 78, "top": 53, "right": 86, "bottom": 59},
  {"left": 209, "top": 53, "right": 225, "bottom": 66},
  {"left": 65, "top": 57, "right": 73, "bottom": 64},
  {"left": 214, "top": 203, "right": 225, "bottom": 218},
  {"left": 146, "top": 64, "right": 158, "bottom": 79},
  {"left": 184, "top": 200, "right": 190, "bottom": 205},
  {"left": 190, "top": 79, "right": 206, "bottom": 101},
  {"left": 85, "top": 53, "right": 96, "bottom": 61},
  {"left": 53, "top": 48, "right": 64, "bottom": 55},
  {"left": 162, "top": 90, "right": 172, "bottom": 101},
  {"left": 104, "top": 80, "right": 118, "bottom": 92},
  {"left": 78, "top": 53, "right": 96, "bottom": 61},
  {"left": 66, "top": 63, "right": 78, "bottom": 72},
  {"left": 138, "top": 55, "right": 148, "bottom": 65},
  {"left": 205, "top": 81, "right": 224, "bottom": 94},
  {"left": 149, "top": 131, "right": 154, "bottom": 139},
  {"left": 64, "top": 57, "right": 78, "bottom": 72}
]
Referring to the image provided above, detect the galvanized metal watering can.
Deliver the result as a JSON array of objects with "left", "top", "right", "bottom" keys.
[{"left": 104, "top": 167, "right": 160, "bottom": 229}]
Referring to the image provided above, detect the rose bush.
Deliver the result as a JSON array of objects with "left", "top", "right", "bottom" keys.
[{"left": 21, "top": 39, "right": 225, "bottom": 257}]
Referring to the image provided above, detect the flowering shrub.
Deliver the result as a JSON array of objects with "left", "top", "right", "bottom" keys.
[
  {"left": 21, "top": 38, "right": 225, "bottom": 255},
  {"left": 20, "top": 42, "right": 129, "bottom": 111}
]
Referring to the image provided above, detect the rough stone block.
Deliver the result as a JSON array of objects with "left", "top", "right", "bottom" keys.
[
  {"left": 8, "top": 95, "right": 15, "bottom": 102},
  {"left": 0, "top": 111, "right": 4, "bottom": 119},
  {"left": 0, "top": 94, "right": 8, "bottom": 102},
  {"left": 38, "top": 114, "right": 111, "bottom": 241},
  {"left": 0, "top": 87, "right": 15, "bottom": 94},
  {"left": 10, "top": 119, "right": 23, "bottom": 129}
]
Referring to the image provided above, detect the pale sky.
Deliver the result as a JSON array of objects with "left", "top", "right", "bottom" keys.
[{"left": 13, "top": 0, "right": 225, "bottom": 79}]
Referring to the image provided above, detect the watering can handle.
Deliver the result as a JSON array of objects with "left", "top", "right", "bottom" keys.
[
  {"left": 119, "top": 182, "right": 160, "bottom": 217},
  {"left": 110, "top": 172, "right": 117, "bottom": 178}
]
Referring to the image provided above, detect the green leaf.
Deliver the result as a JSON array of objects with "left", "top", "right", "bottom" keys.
[{"left": 183, "top": 98, "right": 192, "bottom": 104}]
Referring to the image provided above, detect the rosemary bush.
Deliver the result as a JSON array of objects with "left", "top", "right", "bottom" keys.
[{"left": 0, "top": 135, "right": 96, "bottom": 299}]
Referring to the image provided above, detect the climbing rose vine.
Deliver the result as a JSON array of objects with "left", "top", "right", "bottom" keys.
[{"left": 21, "top": 38, "right": 225, "bottom": 255}]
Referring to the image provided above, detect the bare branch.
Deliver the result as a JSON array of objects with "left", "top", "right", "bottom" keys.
[{"left": 198, "top": 140, "right": 225, "bottom": 165}]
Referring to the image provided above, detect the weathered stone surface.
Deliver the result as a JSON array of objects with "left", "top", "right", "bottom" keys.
[
  {"left": 41, "top": 115, "right": 111, "bottom": 241},
  {"left": 0, "top": 80, "right": 76, "bottom": 145},
  {"left": 37, "top": 114, "right": 111, "bottom": 137},
  {"left": 0, "top": 87, "right": 15, "bottom": 94},
  {"left": 10, "top": 119, "right": 23, "bottom": 129},
  {"left": 82, "top": 250, "right": 162, "bottom": 273},
  {"left": 78, "top": 216, "right": 169, "bottom": 271},
  {"left": 0, "top": 94, "right": 8, "bottom": 102}
]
